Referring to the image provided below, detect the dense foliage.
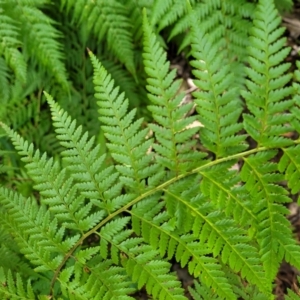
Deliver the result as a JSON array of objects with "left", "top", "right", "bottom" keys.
[{"left": 0, "top": 0, "right": 300, "bottom": 299}]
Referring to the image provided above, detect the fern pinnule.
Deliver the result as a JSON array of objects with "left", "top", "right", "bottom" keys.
[
  {"left": 143, "top": 11, "right": 204, "bottom": 175},
  {"left": 199, "top": 161, "right": 257, "bottom": 227},
  {"left": 0, "top": 12, "right": 27, "bottom": 83}
]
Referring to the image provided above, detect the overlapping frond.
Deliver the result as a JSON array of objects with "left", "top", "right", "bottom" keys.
[
  {"left": 156, "top": 0, "right": 196, "bottom": 34},
  {"left": 0, "top": 9, "right": 27, "bottom": 83},
  {"left": 0, "top": 1, "right": 69, "bottom": 90},
  {"left": 59, "top": 259, "right": 135, "bottom": 300},
  {"left": 239, "top": 1, "right": 300, "bottom": 281},
  {"left": 0, "top": 123, "right": 103, "bottom": 232},
  {"left": 0, "top": 268, "right": 35, "bottom": 299},
  {"left": 241, "top": 150, "right": 300, "bottom": 280},
  {"left": 190, "top": 12, "right": 247, "bottom": 158},
  {"left": 99, "top": 217, "right": 186, "bottom": 299},
  {"left": 0, "top": 0, "right": 299, "bottom": 298},
  {"left": 0, "top": 187, "right": 76, "bottom": 273},
  {"left": 242, "top": 0, "right": 294, "bottom": 148},
  {"left": 90, "top": 51, "right": 163, "bottom": 193},
  {"left": 62, "top": 0, "right": 136, "bottom": 76},
  {"left": 278, "top": 60, "right": 300, "bottom": 196},
  {"left": 0, "top": 58, "right": 10, "bottom": 104},
  {"left": 149, "top": 0, "right": 174, "bottom": 27},
  {"left": 199, "top": 161, "right": 257, "bottom": 227},
  {"left": 130, "top": 191, "right": 238, "bottom": 300},
  {"left": 143, "top": 12, "right": 205, "bottom": 174},
  {"left": 46, "top": 93, "right": 122, "bottom": 215},
  {"left": 14, "top": 4, "right": 69, "bottom": 90},
  {"left": 170, "top": 0, "right": 254, "bottom": 75},
  {"left": 165, "top": 177, "right": 268, "bottom": 294}
]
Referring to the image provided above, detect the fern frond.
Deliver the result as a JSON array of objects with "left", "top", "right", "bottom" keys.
[
  {"left": 157, "top": 0, "right": 196, "bottom": 34},
  {"left": 99, "top": 216, "right": 186, "bottom": 299},
  {"left": 164, "top": 177, "right": 268, "bottom": 294},
  {"left": 62, "top": 0, "right": 136, "bottom": 76},
  {"left": 6, "top": 3, "right": 69, "bottom": 90},
  {"left": 0, "top": 187, "right": 75, "bottom": 273},
  {"left": 0, "top": 123, "right": 103, "bottom": 232},
  {"left": 241, "top": 150, "right": 300, "bottom": 280},
  {"left": 143, "top": 11, "right": 205, "bottom": 174},
  {"left": 242, "top": 0, "right": 294, "bottom": 148},
  {"left": 46, "top": 92, "right": 121, "bottom": 215},
  {"left": 90, "top": 51, "right": 163, "bottom": 193},
  {"left": 278, "top": 61, "right": 300, "bottom": 195},
  {"left": 0, "top": 58, "right": 10, "bottom": 104},
  {"left": 286, "top": 287, "right": 300, "bottom": 300},
  {"left": 59, "top": 260, "right": 135, "bottom": 300},
  {"left": 190, "top": 12, "right": 247, "bottom": 158},
  {"left": 0, "top": 10, "right": 27, "bottom": 83},
  {"left": 188, "top": 280, "right": 223, "bottom": 300},
  {"left": 120, "top": 0, "right": 151, "bottom": 43},
  {"left": 0, "top": 228, "right": 37, "bottom": 279},
  {"left": 199, "top": 161, "right": 257, "bottom": 227},
  {"left": 0, "top": 268, "right": 35, "bottom": 299},
  {"left": 274, "top": 0, "right": 293, "bottom": 12},
  {"left": 149, "top": 0, "right": 173, "bottom": 27},
  {"left": 170, "top": 0, "right": 254, "bottom": 76},
  {"left": 130, "top": 192, "right": 237, "bottom": 300}
]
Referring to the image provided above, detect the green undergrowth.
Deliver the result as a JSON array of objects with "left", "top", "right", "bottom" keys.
[{"left": 1, "top": 0, "right": 300, "bottom": 299}]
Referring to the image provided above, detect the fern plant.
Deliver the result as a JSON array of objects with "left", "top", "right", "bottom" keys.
[{"left": 1, "top": 0, "right": 300, "bottom": 299}]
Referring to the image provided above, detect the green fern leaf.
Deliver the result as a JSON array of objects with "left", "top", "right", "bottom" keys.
[
  {"left": 143, "top": 11, "right": 205, "bottom": 174},
  {"left": 45, "top": 92, "right": 121, "bottom": 215},
  {"left": 164, "top": 179, "right": 268, "bottom": 293},
  {"left": 242, "top": 0, "right": 293, "bottom": 147},
  {"left": 0, "top": 122, "right": 103, "bottom": 232},
  {"left": 6, "top": 3, "right": 69, "bottom": 90},
  {"left": 90, "top": 51, "right": 163, "bottom": 192},
  {"left": 130, "top": 194, "right": 237, "bottom": 300},
  {"left": 0, "top": 12, "right": 27, "bottom": 83},
  {"left": 0, "top": 268, "right": 35, "bottom": 299},
  {"left": 241, "top": 150, "right": 300, "bottom": 280},
  {"left": 278, "top": 61, "right": 300, "bottom": 196},
  {"left": 199, "top": 161, "right": 257, "bottom": 227},
  {"left": 62, "top": 0, "right": 136, "bottom": 76},
  {"left": 0, "top": 187, "right": 72, "bottom": 273},
  {"left": 190, "top": 11, "right": 247, "bottom": 158},
  {"left": 59, "top": 261, "right": 135, "bottom": 300}
]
